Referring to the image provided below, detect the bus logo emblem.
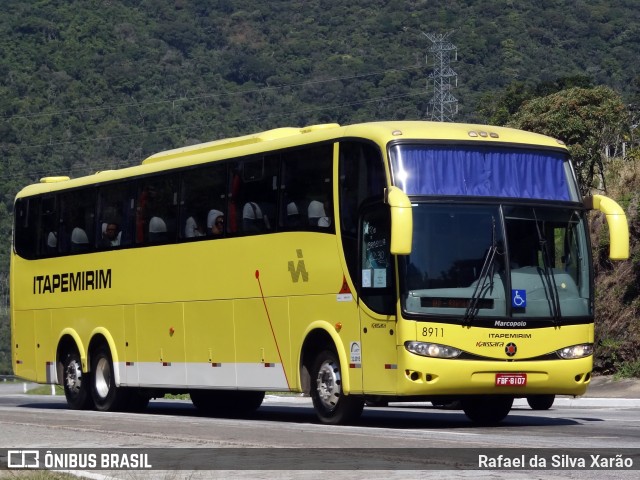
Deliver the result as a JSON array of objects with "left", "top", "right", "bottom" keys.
[
  {"left": 288, "top": 249, "right": 308, "bottom": 283},
  {"left": 505, "top": 342, "right": 517, "bottom": 357}
]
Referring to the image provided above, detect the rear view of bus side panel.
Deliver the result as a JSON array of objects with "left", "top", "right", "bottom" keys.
[{"left": 11, "top": 310, "right": 37, "bottom": 382}]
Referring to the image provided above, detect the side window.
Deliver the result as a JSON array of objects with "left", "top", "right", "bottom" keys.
[
  {"left": 228, "top": 155, "right": 278, "bottom": 235},
  {"left": 14, "top": 197, "right": 40, "bottom": 259},
  {"left": 60, "top": 189, "right": 96, "bottom": 254},
  {"left": 136, "top": 175, "right": 178, "bottom": 244},
  {"left": 359, "top": 204, "right": 395, "bottom": 314},
  {"left": 15, "top": 195, "right": 60, "bottom": 259},
  {"left": 40, "top": 196, "right": 58, "bottom": 256},
  {"left": 339, "top": 141, "right": 387, "bottom": 281},
  {"left": 181, "top": 164, "right": 227, "bottom": 238},
  {"left": 97, "top": 182, "right": 136, "bottom": 249},
  {"left": 279, "top": 144, "right": 333, "bottom": 231}
]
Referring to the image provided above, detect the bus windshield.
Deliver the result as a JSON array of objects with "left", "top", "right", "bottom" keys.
[
  {"left": 389, "top": 143, "right": 580, "bottom": 201},
  {"left": 399, "top": 203, "right": 592, "bottom": 321}
]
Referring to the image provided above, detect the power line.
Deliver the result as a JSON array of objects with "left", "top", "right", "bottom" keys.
[
  {"left": 1, "top": 65, "right": 424, "bottom": 123},
  {"left": 7, "top": 90, "right": 425, "bottom": 152},
  {"left": 1, "top": 90, "right": 426, "bottom": 182}
]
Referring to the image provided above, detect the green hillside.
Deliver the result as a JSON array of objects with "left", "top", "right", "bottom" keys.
[{"left": 1, "top": 0, "right": 639, "bottom": 376}]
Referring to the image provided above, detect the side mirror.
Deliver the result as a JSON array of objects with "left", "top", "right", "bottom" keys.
[
  {"left": 584, "top": 194, "right": 629, "bottom": 260},
  {"left": 385, "top": 186, "right": 413, "bottom": 255}
]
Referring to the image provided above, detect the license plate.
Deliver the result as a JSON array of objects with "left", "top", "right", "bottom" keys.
[{"left": 495, "top": 373, "right": 527, "bottom": 386}]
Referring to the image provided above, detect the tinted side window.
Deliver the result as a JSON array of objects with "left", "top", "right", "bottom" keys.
[
  {"left": 98, "top": 182, "right": 136, "bottom": 249},
  {"left": 181, "top": 164, "right": 227, "bottom": 238},
  {"left": 60, "top": 189, "right": 96, "bottom": 254},
  {"left": 279, "top": 144, "right": 333, "bottom": 231},
  {"left": 40, "top": 196, "right": 59, "bottom": 256},
  {"left": 137, "top": 176, "right": 178, "bottom": 244},
  {"left": 14, "top": 197, "right": 40, "bottom": 259},
  {"left": 228, "top": 155, "right": 279, "bottom": 235}
]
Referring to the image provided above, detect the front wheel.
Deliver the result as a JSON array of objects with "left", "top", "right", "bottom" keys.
[
  {"left": 62, "top": 350, "right": 93, "bottom": 410},
  {"left": 90, "top": 344, "right": 129, "bottom": 411},
  {"left": 461, "top": 395, "right": 513, "bottom": 425},
  {"left": 310, "top": 350, "right": 364, "bottom": 425},
  {"left": 527, "top": 394, "right": 555, "bottom": 410}
]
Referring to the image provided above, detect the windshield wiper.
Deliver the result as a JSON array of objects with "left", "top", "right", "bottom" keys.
[
  {"left": 464, "top": 217, "right": 498, "bottom": 325},
  {"left": 533, "top": 210, "right": 562, "bottom": 324}
]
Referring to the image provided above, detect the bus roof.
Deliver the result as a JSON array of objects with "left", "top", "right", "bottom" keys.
[{"left": 16, "top": 121, "right": 567, "bottom": 198}]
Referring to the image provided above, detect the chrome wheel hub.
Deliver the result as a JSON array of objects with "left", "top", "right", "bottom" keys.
[
  {"left": 65, "top": 360, "right": 82, "bottom": 394},
  {"left": 316, "top": 359, "right": 341, "bottom": 410},
  {"left": 94, "top": 357, "right": 111, "bottom": 399}
]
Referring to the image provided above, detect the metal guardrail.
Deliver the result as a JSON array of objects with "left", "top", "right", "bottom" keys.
[{"left": 0, "top": 374, "right": 17, "bottom": 382}]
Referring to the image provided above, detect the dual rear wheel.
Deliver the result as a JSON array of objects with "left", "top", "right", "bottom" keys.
[
  {"left": 61, "top": 350, "right": 92, "bottom": 410},
  {"left": 61, "top": 344, "right": 149, "bottom": 412}
]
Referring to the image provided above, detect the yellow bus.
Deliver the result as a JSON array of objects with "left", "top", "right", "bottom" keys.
[{"left": 11, "top": 121, "right": 629, "bottom": 425}]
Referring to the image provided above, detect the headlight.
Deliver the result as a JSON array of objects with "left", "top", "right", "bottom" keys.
[
  {"left": 405, "top": 341, "right": 462, "bottom": 358},
  {"left": 557, "top": 343, "right": 593, "bottom": 359}
]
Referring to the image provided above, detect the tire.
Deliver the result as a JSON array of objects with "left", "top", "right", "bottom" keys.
[
  {"left": 310, "top": 350, "right": 364, "bottom": 425},
  {"left": 191, "top": 390, "right": 265, "bottom": 416},
  {"left": 61, "top": 350, "right": 93, "bottom": 410},
  {"left": 461, "top": 395, "right": 513, "bottom": 425},
  {"left": 125, "top": 388, "right": 151, "bottom": 412},
  {"left": 526, "top": 394, "right": 555, "bottom": 410},
  {"left": 90, "top": 344, "right": 129, "bottom": 411},
  {"left": 231, "top": 391, "right": 265, "bottom": 413}
]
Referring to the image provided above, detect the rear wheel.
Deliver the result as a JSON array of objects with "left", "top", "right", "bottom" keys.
[
  {"left": 62, "top": 350, "right": 93, "bottom": 410},
  {"left": 527, "top": 394, "right": 555, "bottom": 410},
  {"left": 461, "top": 395, "right": 513, "bottom": 425},
  {"left": 90, "top": 344, "right": 129, "bottom": 411},
  {"left": 310, "top": 350, "right": 364, "bottom": 425}
]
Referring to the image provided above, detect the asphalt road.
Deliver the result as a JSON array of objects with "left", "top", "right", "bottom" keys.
[{"left": 0, "top": 383, "right": 639, "bottom": 479}]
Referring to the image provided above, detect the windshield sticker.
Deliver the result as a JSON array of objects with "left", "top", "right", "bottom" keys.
[
  {"left": 373, "top": 269, "right": 387, "bottom": 288},
  {"left": 511, "top": 289, "right": 527, "bottom": 308}
]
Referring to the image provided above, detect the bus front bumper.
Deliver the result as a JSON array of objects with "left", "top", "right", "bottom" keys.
[{"left": 396, "top": 351, "right": 592, "bottom": 397}]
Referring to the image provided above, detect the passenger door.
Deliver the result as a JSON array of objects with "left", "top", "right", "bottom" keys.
[{"left": 358, "top": 204, "right": 398, "bottom": 394}]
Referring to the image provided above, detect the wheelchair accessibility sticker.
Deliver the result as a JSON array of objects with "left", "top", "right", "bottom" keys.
[{"left": 511, "top": 289, "right": 527, "bottom": 308}]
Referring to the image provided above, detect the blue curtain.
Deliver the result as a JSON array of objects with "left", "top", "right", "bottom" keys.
[{"left": 392, "top": 146, "right": 571, "bottom": 201}]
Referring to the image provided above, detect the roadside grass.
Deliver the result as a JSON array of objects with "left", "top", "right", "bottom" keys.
[
  {"left": 615, "top": 359, "right": 640, "bottom": 379},
  {"left": 26, "top": 385, "right": 64, "bottom": 396},
  {"left": 0, "top": 472, "right": 76, "bottom": 479}
]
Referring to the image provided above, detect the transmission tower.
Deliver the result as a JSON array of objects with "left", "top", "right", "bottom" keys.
[{"left": 424, "top": 31, "right": 458, "bottom": 122}]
